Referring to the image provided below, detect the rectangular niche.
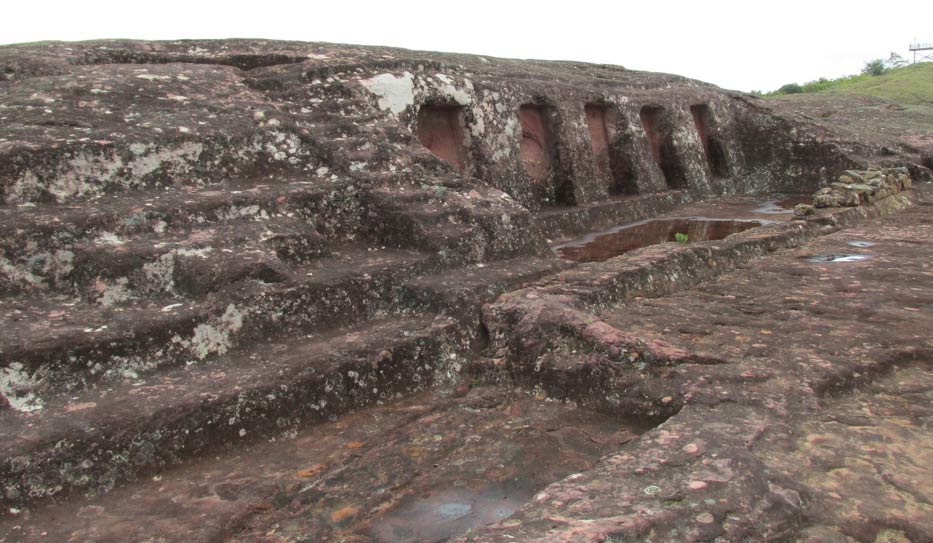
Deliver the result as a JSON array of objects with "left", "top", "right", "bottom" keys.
[
  {"left": 519, "top": 104, "right": 575, "bottom": 206},
  {"left": 416, "top": 105, "right": 468, "bottom": 173},
  {"left": 518, "top": 104, "right": 554, "bottom": 182},
  {"left": 690, "top": 104, "right": 730, "bottom": 179},
  {"left": 586, "top": 104, "right": 638, "bottom": 195},
  {"left": 639, "top": 106, "right": 687, "bottom": 190},
  {"left": 585, "top": 104, "right": 612, "bottom": 177}
]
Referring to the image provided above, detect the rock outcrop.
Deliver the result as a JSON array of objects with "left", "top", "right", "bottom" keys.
[{"left": 0, "top": 39, "right": 930, "bottom": 543}]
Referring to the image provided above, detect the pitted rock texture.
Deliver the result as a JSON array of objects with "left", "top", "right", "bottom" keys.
[
  {"left": 0, "top": 39, "right": 931, "bottom": 543},
  {"left": 2, "top": 39, "right": 921, "bottom": 211},
  {"left": 1, "top": 188, "right": 929, "bottom": 543},
  {"left": 0, "top": 387, "right": 651, "bottom": 543},
  {"left": 468, "top": 188, "right": 932, "bottom": 543}
]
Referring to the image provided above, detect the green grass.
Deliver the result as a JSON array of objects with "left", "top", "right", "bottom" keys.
[
  {"left": 824, "top": 63, "right": 933, "bottom": 105},
  {"left": 763, "top": 63, "right": 933, "bottom": 106}
]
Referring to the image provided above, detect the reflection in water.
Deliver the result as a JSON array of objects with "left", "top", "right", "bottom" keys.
[
  {"left": 803, "top": 254, "right": 874, "bottom": 263},
  {"left": 554, "top": 218, "right": 763, "bottom": 263},
  {"left": 357, "top": 388, "right": 645, "bottom": 543},
  {"left": 753, "top": 195, "right": 812, "bottom": 214},
  {"left": 369, "top": 481, "right": 534, "bottom": 543}
]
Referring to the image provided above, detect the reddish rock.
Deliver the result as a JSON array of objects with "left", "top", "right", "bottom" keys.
[{"left": 0, "top": 38, "right": 930, "bottom": 543}]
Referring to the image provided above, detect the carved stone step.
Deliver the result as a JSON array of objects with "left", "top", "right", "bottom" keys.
[
  {"left": 0, "top": 314, "right": 467, "bottom": 508},
  {"left": 69, "top": 218, "right": 327, "bottom": 301},
  {"left": 0, "top": 246, "right": 431, "bottom": 398}
]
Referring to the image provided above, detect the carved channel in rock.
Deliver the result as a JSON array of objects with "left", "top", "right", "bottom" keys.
[
  {"left": 553, "top": 217, "right": 762, "bottom": 262},
  {"left": 691, "top": 104, "right": 730, "bottom": 178},
  {"left": 416, "top": 105, "right": 468, "bottom": 173},
  {"left": 640, "top": 106, "right": 688, "bottom": 189}
]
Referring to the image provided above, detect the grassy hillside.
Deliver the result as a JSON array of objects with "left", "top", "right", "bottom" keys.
[
  {"left": 767, "top": 62, "right": 933, "bottom": 106},
  {"left": 824, "top": 63, "right": 933, "bottom": 105},
  {"left": 764, "top": 62, "right": 933, "bottom": 157}
]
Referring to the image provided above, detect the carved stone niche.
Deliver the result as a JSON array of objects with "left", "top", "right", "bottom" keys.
[
  {"left": 518, "top": 104, "right": 554, "bottom": 183},
  {"left": 640, "top": 105, "right": 688, "bottom": 189},
  {"left": 416, "top": 105, "right": 468, "bottom": 173},
  {"left": 585, "top": 103, "right": 638, "bottom": 195},
  {"left": 518, "top": 104, "right": 577, "bottom": 206},
  {"left": 690, "top": 104, "right": 730, "bottom": 178},
  {"left": 585, "top": 103, "right": 613, "bottom": 178}
]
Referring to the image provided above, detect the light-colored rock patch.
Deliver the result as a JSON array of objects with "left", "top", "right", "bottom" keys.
[{"left": 360, "top": 72, "right": 415, "bottom": 115}]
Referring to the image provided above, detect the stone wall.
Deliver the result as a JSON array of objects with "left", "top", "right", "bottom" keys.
[{"left": 814, "top": 167, "right": 913, "bottom": 207}]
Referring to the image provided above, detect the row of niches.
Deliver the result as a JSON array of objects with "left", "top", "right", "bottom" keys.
[{"left": 415, "top": 102, "right": 732, "bottom": 207}]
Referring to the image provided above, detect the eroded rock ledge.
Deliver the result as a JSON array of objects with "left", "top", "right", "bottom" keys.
[{"left": 0, "top": 39, "right": 930, "bottom": 543}]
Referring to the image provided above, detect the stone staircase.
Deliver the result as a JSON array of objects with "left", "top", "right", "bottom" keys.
[
  {"left": 0, "top": 93, "right": 558, "bottom": 509},
  {"left": 0, "top": 167, "right": 559, "bottom": 508}
]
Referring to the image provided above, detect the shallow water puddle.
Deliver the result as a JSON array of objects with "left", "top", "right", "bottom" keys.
[
  {"left": 368, "top": 480, "right": 533, "bottom": 543},
  {"left": 752, "top": 194, "right": 812, "bottom": 214},
  {"left": 355, "top": 387, "right": 646, "bottom": 542},
  {"left": 847, "top": 240, "right": 876, "bottom": 248},
  {"left": 554, "top": 217, "right": 763, "bottom": 262},
  {"left": 803, "top": 253, "right": 874, "bottom": 263},
  {"left": 1, "top": 386, "right": 653, "bottom": 543}
]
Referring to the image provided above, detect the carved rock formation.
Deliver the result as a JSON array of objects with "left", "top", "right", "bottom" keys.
[{"left": 0, "top": 39, "right": 930, "bottom": 543}]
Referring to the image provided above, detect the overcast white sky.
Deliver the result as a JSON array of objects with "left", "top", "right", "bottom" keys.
[{"left": 3, "top": 1, "right": 930, "bottom": 92}]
